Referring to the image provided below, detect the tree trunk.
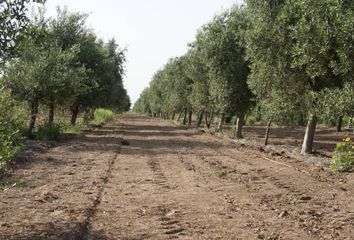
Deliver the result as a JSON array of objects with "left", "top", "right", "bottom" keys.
[
  {"left": 89, "top": 109, "right": 95, "bottom": 120},
  {"left": 217, "top": 113, "right": 225, "bottom": 131},
  {"left": 176, "top": 111, "right": 183, "bottom": 121},
  {"left": 348, "top": 117, "right": 353, "bottom": 130},
  {"left": 183, "top": 108, "right": 187, "bottom": 125},
  {"left": 48, "top": 97, "right": 55, "bottom": 125},
  {"left": 336, "top": 116, "right": 343, "bottom": 132},
  {"left": 171, "top": 112, "right": 176, "bottom": 120},
  {"left": 256, "top": 105, "right": 262, "bottom": 122},
  {"left": 188, "top": 110, "right": 192, "bottom": 126},
  {"left": 28, "top": 98, "right": 39, "bottom": 136},
  {"left": 197, "top": 109, "right": 204, "bottom": 128},
  {"left": 209, "top": 111, "right": 215, "bottom": 126},
  {"left": 235, "top": 113, "right": 245, "bottom": 139},
  {"left": 205, "top": 111, "right": 210, "bottom": 129},
  {"left": 301, "top": 114, "right": 318, "bottom": 154},
  {"left": 264, "top": 120, "right": 272, "bottom": 146},
  {"left": 71, "top": 105, "right": 79, "bottom": 125}
]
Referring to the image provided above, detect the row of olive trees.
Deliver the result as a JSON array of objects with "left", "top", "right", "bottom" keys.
[
  {"left": 134, "top": 0, "right": 353, "bottom": 154},
  {"left": 1, "top": 6, "right": 131, "bottom": 136},
  {"left": 1, "top": 0, "right": 45, "bottom": 171},
  {"left": 135, "top": 7, "right": 252, "bottom": 139}
]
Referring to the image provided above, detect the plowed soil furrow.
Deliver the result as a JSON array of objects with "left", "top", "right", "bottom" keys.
[
  {"left": 177, "top": 133, "right": 354, "bottom": 239},
  {"left": 1, "top": 114, "right": 353, "bottom": 240}
]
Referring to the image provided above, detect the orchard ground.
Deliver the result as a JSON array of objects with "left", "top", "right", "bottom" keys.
[
  {"left": 224, "top": 123, "right": 354, "bottom": 157},
  {"left": 0, "top": 114, "right": 353, "bottom": 240}
]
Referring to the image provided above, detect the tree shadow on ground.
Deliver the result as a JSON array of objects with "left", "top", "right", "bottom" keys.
[
  {"left": 87, "top": 129, "right": 197, "bottom": 138},
  {"left": 3, "top": 223, "right": 109, "bottom": 240}
]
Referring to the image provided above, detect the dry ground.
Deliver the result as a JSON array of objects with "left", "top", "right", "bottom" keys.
[{"left": 0, "top": 114, "right": 353, "bottom": 240}]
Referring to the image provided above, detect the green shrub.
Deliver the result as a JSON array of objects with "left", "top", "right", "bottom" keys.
[
  {"left": 62, "top": 124, "right": 82, "bottom": 135},
  {"left": 0, "top": 89, "right": 25, "bottom": 175},
  {"left": 0, "top": 130, "right": 23, "bottom": 175},
  {"left": 36, "top": 123, "right": 62, "bottom": 141},
  {"left": 246, "top": 115, "right": 257, "bottom": 125},
  {"left": 331, "top": 137, "right": 354, "bottom": 172},
  {"left": 231, "top": 116, "right": 238, "bottom": 125},
  {"left": 343, "top": 117, "right": 351, "bottom": 129},
  {"left": 90, "top": 108, "right": 114, "bottom": 125}
]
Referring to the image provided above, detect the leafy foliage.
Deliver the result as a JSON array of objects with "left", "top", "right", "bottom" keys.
[
  {"left": 49, "top": 8, "right": 130, "bottom": 118},
  {"left": 134, "top": 6, "right": 252, "bottom": 135},
  {"left": 331, "top": 138, "right": 354, "bottom": 172},
  {"left": 246, "top": 0, "right": 354, "bottom": 153},
  {"left": 0, "top": 89, "right": 25, "bottom": 173},
  {"left": 0, "top": 4, "right": 130, "bottom": 176},
  {"left": 0, "top": 0, "right": 45, "bottom": 63},
  {"left": 36, "top": 123, "right": 62, "bottom": 141},
  {"left": 91, "top": 109, "right": 114, "bottom": 125},
  {"left": 195, "top": 6, "right": 252, "bottom": 116}
]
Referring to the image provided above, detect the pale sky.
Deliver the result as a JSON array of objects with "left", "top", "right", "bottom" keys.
[{"left": 45, "top": 0, "right": 244, "bottom": 104}]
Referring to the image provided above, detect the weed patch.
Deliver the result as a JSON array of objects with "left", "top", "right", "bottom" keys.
[
  {"left": 36, "top": 123, "right": 62, "bottom": 141},
  {"left": 331, "top": 137, "right": 354, "bottom": 172},
  {"left": 214, "top": 169, "right": 226, "bottom": 178},
  {"left": 0, "top": 177, "right": 27, "bottom": 191},
  {"left": 90, "top": 109, "right": 114, "bottom": 125}
]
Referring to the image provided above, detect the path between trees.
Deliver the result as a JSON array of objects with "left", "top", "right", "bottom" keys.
[{"left": 1, "top": 114, "right": 353, "bottom": 240}]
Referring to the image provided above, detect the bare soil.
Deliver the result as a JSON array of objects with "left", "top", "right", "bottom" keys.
[{"left": 1, "top": 114, "right": 353, "bottom": 240}]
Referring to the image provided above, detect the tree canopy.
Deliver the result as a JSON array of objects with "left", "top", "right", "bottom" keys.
[{"left": 1, "top": 6, "right": 131, "bottom": 135}]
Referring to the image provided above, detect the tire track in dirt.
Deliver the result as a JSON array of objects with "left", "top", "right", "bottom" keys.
[
  {"left": 118, "top": 126, "right": 189, "bottom": 239},
  {"left": 0, "top": 119, "right": 124, "bottom": 239},
  {"left": 147, "top": 158, "right": 172, "bottom": 190},
  {"left": 212, "top": 149, "right": 354, "bottom": 240},
  {"left": 143, "top": 136, "right": 298, "bottom": 239},
  {"left": 175, "top": 153, "right": 310, "bottom": 239},
  {"left": 78, "top": 149, "right": 120, "bottom": 240},
  {"left": 90, "top": 117, "right": 260, "bottom": 239},
  {"left": 112, "top": 119, "right": 314, "bottom": 239},
  {"left": 175, "top": 140, "right": 294, "bottom": 231},
  {"left": 155, "top": 155, "right": 259, "bottom": 239},
  {"left": 2, "top": 115, "right": 353, "bottom": 240},
  {"left": 180, "top": 134, "right": 354, "bottom": 240},
  {"left": 146, "top": 157, "right": 187, "bottom": 239}
]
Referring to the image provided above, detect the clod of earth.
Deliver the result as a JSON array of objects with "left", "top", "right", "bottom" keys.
[{"left": 299, "top": 196, "right": 312, "bottom": 201}]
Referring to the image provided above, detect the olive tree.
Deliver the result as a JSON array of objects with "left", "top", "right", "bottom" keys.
[
  {"left": 3, "top": 37, "right": 87, "bottom": 135},
  {"left": 196, "top": 6, "right": 253, "bottom": 137},
  {"left": 185, "top": 48, "right": 212, "bottom": 127},
  {"left": 50, "top": 8, "right": 129, "bottom": 124},
  {"left": 246, "top": 0, "right": 353, "bottom": 153}
]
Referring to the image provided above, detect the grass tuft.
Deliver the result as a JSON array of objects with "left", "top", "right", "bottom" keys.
[{"left": 90, "top": 108, "right": 114, "bottom": 125}]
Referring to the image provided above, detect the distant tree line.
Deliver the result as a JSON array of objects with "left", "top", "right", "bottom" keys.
[{"left": 133, "top": 0, "right": 354, "bottom": 154}]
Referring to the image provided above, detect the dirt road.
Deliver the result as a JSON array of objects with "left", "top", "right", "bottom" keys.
[{"left": 1, "top": 114, "right": 354, "bottom": 240}]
